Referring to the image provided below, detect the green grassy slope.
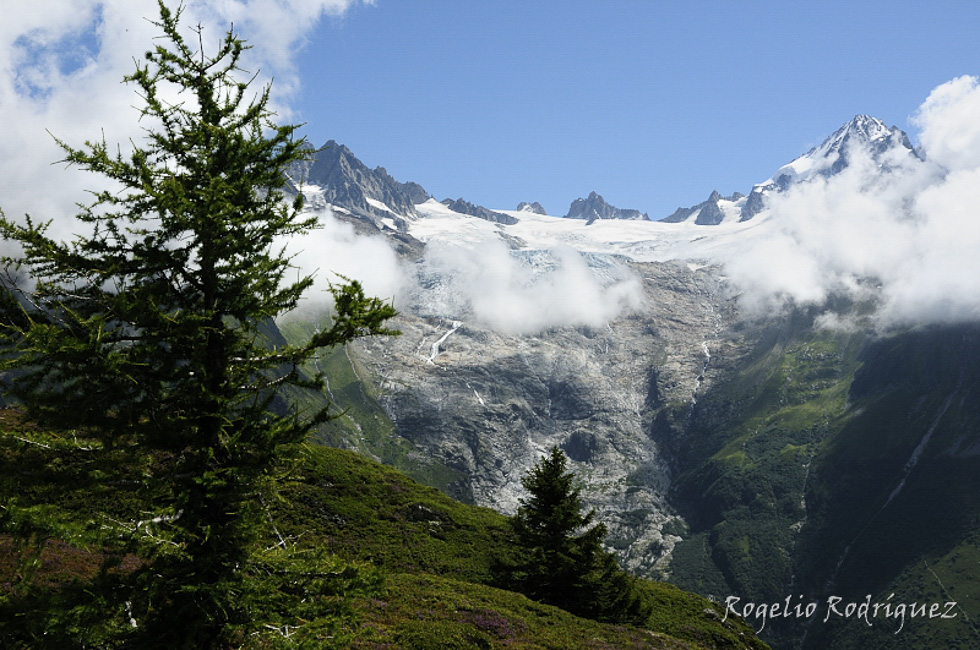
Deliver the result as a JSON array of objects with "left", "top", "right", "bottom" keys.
[
  {"left": 0, "top": 409, "right": 767, "bottom": 649},
  {"left": 271, "top": 443, "right": 768, "bottom": 648},
  {"left": 664, "top": 322, "right": 980, "bottom": 649}
]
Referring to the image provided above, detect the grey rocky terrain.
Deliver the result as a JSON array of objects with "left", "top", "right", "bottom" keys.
[{"left": 347, "top": 256, "right": 752, "bottom": 576}]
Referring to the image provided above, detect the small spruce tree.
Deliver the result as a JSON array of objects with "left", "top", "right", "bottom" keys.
[
  {"left": 0, "top": 2, "right": 395, "bottom": 647},
  {"left": 506, "top": 446, "right": 651, "bottom": 625}
]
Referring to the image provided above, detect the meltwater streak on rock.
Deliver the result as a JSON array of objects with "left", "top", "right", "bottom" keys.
[
  {"left": 882, "top": 393, "right": 956, "bottom": 508},
  {"left": 427, "top": 320, "right": 462, "bottom": 365}
]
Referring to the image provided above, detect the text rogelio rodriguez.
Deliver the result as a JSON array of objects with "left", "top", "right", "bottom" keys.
[{"left": 722, "top": 594, "right": 958, "bottom": 634}]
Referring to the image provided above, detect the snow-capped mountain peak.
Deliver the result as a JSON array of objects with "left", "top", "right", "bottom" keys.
[
  {"left": 765, "top": 114, "right": 916, "bottom": 187},
  {"left": 658, "top": 115, "right": 918, "bottom": 225},
  {"left": 824, "top": 114, "right": 893, "bottom": 148},
  {"left": 728, "top": 114, "right": 919, "bottom": 222}
]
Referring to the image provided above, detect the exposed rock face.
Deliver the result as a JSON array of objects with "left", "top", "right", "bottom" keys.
[
  {"left": 440, "top": 197, "right": 519, "bottom": 225},
  {"left": 565, "top": 191, "right": 648, "bottom": 224},
  {"left": 292, "top": 140, "right": 429, "bottom": 224},
  {"left": 516, "top": 201, "right": 547, "bottom": 215},
  {"left": 694, "top": 191, "right": 723, "bottom": 226},
  {"left": 739, "top": 187, "right": 766, "bottom": 221},
  {"left": 287, "top": 140, "right": 526, "bottom": 229},
  {"left": 662, "top": 205, "right": 697, "bottom": 223},
  {"left": 349, "top": 259, "right": 752, "bottom": 575},
  {"left": 661, "top": 190, "right": 740, "bottom": 225}
]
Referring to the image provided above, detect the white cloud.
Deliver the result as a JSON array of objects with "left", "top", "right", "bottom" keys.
[
  {"left": 0, "top": 0, "right": 369, "bottom": 229},
  {"left": 913, "top": 75, "right": 980, "bottom": 172},
  {"left": 416, "top": 238, "right": 644, "bottom": 335},
  {"left": 281, "top": 208, "right": 410, "bottom": 318},
  {"left": 719, "top": 75, "right": 980, "bottom": 329},
  {"left": 196, "top": 0, "right": 371, "bottom": 77},
  {"left": 882, "top": 166, "right": 980, "bottom": 324},
  {"left": 722, "top": 149, "right": 924, "bottom": 315},
  {"left": 1, "top": 2, "right": 154, "bottom": 227}
]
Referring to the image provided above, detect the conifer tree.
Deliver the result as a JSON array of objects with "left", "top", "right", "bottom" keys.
[
  {"left": 0, "top": 2, "right": 395, "bottom": 647},
  {"left": 507, "top": 446, "right": 651, "bottom": 625}
]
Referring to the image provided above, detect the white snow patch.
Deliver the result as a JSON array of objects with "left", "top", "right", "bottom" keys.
[{"left": 365, "top": 197, "right": 396, "bottom": 214}]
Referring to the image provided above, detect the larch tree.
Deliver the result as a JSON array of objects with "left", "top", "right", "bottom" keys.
[{"left": 0, "top": 1, "right": 396, "bottom": 647}]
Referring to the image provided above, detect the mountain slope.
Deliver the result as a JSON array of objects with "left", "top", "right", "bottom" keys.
[
  {"left": 0, "top": 409, "right": 768, "bottom": 649},
  {"left": 664, "top": 320, "right": 980, "bottom": 648},
  {"left": 273, "top": 118, "right": 980, "bottom": 649}
]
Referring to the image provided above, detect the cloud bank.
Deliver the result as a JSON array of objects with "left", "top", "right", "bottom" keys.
[
  {"left": 416, "top": 239, "right": 644, "bottom": 335},
  {"left": 280, "top": 208, "right": 410, "bottom": 319},
  {"left": 0, "top": 1, "right": 369, "bottom": 229},
  {"left": 720, "top": 75, "right": 980, "bottom": 328}
]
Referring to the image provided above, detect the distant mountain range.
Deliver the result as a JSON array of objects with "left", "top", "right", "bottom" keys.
[
  {"left": 289, "top": 115, "right": 917, "bottom": 229},
  {"left": 287, "top": 142, "right": 650, "bottom": 225}
]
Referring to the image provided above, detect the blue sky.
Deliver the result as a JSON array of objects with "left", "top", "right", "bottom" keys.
[
  {"left": 293, "top": 1, "right": 980, "bottom": 219},
  {"left": 1, "top": 1, "right": 977, "bottom": 225},
  {"left": 2, "top": 1, "right": 980, "bottom": 327}
]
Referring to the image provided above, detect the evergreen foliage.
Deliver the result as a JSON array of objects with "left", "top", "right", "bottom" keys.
[
  {"left": 0, "top": 2, "right": 396, "bottom": 647},
  {"left": 503, "top": 446, "right": 652, "bottom": 625}
]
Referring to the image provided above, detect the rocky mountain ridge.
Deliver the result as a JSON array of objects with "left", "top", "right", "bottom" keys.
[
  {"left": 661, "top": 190, "right": 744, "bottom": 225},
  {"left": 287, "top": 140, "right": 429, "bottom": 226},
  {"left": 290, "top": 143, "right": 654, "bottom": 226},
  {"left": 565, "top": 190, "right": 649, "bottom": 223},
  {"left": 440, "top": 197, "right": 518, "bottom": 225},
  {"left": 516, "top": 201, "right": 547, "bottom": 215},
  {"left": 666, "top": 115, "right": 919, "bottom": 224}
]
